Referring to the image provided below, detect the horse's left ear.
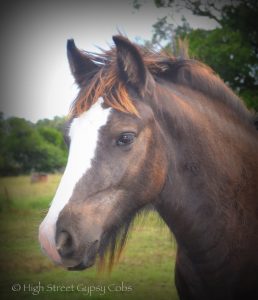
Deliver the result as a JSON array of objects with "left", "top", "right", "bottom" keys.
[{"left": 113, "top": 35, "right": 147, "bottom": 94}]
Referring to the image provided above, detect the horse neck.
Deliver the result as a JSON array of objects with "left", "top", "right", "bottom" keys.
[{"left": 154, "top": 83, "right": 258, "bottom": 265}]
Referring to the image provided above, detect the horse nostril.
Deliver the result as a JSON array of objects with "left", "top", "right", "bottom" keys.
[{"left": 56, "top": 231, "right": 75, "bottom": 258}]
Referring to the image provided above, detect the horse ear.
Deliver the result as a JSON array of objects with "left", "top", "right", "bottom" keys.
[
  {"left": 112, "top": 35, "right": 146, "bottom": 94},
  {"left": 67, "top": 39, "right": 98, "bottom": 86}
]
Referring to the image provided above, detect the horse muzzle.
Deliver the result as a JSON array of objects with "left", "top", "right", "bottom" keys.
[
  {"left": 55, "top": 229, "right": 100, "bottom": 270},
  {"left": 39, "top": 213, "right": 101, "bottom": 270}
]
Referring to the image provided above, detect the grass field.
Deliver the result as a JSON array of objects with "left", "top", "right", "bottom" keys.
[{"left": 0, "top": 175, "right": 179, "bottom": 300}]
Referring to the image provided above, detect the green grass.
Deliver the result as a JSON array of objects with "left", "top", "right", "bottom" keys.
[{"left": 0, "top": 175, "right": 179, "bottom": 300}]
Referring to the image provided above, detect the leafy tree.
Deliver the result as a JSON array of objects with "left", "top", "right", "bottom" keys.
[
  {"left": 0, "top": 114, "right": 68, "bottom": 175},
  {"left": 36, "top": 116, "right": 67, "bottom": 132},
  {"left": 35, "top": 142, "right": 67, "bottom": 173},
  {"left": 0, "top": 113, "right": 7, "bottom": 172},
  {"left": 2, "top": 117, "right": 43, "bottom": 174},
  {"left": 133, "top": 0, "right": 258, "bottom": 111},
  {"left": 188, "top": 28, "right": 258, "bottom": 111},
  {"left": 38, "top": 126, "right": 66, "bottom": 150}
]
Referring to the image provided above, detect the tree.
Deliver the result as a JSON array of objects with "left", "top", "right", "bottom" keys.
[
  {"left": 133, "top": 0, "right": 258, "bottom": 111},
  {"left": 36, "top": 116, "right": 67, "bottom": 132},
  {"left": 0, "top": 114, "right": 68, "bottom": 176},
  {"left": 188, "top": 27, "right": 258, "bottom": 111},
  {"left": 38, "top": 126, "right": 66, "bottom": 150},
  {"left": 2, "top": 117, "right": 43, "bottom": 174}
]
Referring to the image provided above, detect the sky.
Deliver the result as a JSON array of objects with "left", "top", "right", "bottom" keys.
[{"left": 0, "top": 0, "right": 218, "bottom": 122}]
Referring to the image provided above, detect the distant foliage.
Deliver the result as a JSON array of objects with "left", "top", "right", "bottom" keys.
[
  {"left": 0, "top": 113, "right": 68, "bottom": 176},
  {"left": 187, "top": 28, "right": 258, "bottom": 111},
  {"left": 134, "top": 0, "right": 258, "bottom": 112}
]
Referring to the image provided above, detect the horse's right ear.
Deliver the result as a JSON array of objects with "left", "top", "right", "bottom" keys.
[{"left": 67, "top": 39, "right": 98, "bottom": 87}]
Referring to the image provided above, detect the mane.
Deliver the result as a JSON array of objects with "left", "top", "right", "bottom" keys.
[
  {"left": 70, "top": 41, "right": 254, "bottom": 125},
  {"left": 70, "top": 48, "right": 139, "bottom": 117}
]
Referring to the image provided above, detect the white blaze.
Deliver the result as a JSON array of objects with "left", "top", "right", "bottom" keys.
[{"left": 39, "top": 98, "right": 111, "bottom": 258}]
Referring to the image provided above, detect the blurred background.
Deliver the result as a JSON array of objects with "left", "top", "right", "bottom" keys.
[{"left": 0, "top": 1, "right": 257, "bottom": 299}]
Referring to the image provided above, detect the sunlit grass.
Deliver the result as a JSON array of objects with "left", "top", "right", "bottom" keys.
[
  {"left": 0, "top": 174, "right": 61, "bottom": 210},
  {"left": 0, "top": 175, "right": 179, "bottom": 300}
]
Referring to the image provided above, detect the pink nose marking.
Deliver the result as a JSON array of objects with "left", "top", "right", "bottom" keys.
[{"left": 38, "top": 223, "right": 61, "bottom": 264}]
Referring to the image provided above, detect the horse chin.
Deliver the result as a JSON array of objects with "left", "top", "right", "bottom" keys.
[
  {"left": 66, "top": 240, "right": 99, "bottom": 271},
  {"left": 66, "top": 250, "right": 97, "bottom": 271},
  {"left": 67, "top": 259, "right": 95, "bottom": 271}
]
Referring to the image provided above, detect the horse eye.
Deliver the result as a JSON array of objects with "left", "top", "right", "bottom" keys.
[{"left": 116, "top": 133, "right": 136, "bottom": 146}]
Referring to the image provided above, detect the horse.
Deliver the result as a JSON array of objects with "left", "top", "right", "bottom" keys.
[{"left": 39, "top": 35, "right": 258, "bottom": 300}]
